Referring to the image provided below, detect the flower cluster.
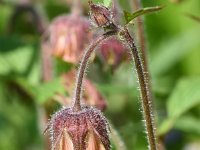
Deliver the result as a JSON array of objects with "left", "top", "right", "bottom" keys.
[{"left": 45, "top": 1, "right": 129, "bottom": 150}]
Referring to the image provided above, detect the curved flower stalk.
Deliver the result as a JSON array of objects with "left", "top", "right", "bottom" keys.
[
  {"left": 57, "top": 69, "right": 107, "bottom": 110},
  {"left": 73, "top": 31, "right": 116, "bottom": 112}
]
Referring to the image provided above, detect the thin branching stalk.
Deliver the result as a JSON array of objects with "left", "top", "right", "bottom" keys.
[
  {"left": 119, "top": 27, "right": 157, "bottom": 150},
  {"left": 110, "top": 123, "right": 127, "bottom": 150},
  {"left": 73, "top": 31, "right": 116, "bottom": 112}
]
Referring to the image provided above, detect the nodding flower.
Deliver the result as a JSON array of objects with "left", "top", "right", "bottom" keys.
[
  {"left": 98, "top": 37, "right": 128, "bottom": 70},
  {"left": 42, "top": 14, "right": 93, "bottom": 64},
  {"left": 46, "top": 106, "right": 111, "bottom": 150}
]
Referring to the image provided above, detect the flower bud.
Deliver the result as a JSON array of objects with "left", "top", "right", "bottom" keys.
[
  {"left": 47, "top": 106, "right": 111, "bottom": 150},
  {"left": 89, "top": 1, "right": 113, "bottom": 28}
]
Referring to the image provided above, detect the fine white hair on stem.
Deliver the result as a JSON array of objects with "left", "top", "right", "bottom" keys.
[
  {"left": 72, "top": 31, "right": 116, "bottom": 112},
  {"left": 119, "top": 27, "right": 157, "bottom": 150}
]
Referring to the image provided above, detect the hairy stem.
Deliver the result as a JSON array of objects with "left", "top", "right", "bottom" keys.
[
  {"left": 132, "top": 0, "right": 148, "bottom": 73},
  {"left": 120, "top": 27, "right": 157, "bottom": 150},
  {"left": 132, "top": 0, "right": 154, "bottom": 105},
  {"left": 73, "top": 31, "right": 116, "bottom": 112},
  {"left": 110, "top": 123, "right": 127, "bottom": 150}
]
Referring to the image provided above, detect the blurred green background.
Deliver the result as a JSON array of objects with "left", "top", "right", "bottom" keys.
[{"left": 0, "top": 0, "right": 200, "bottom": 149}]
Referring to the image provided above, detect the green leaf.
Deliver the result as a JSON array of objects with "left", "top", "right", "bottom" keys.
[
  {"left": 0, "top": 5, "right": 12, "bottom": 33},
  {"left": 103, "top": 0, "right": 112, "bottom": 7},
  {"left": 15, "top": 77, "right": 66, "bottom": 104},
  {"left": 92, "top": 0, "right": 112, "bottom": 7},
  {"left": 158, "top": 77, "right": 200, "bottom": 135},
  {"left": 34, "top": 78, "right": 66, "bottom": 104},
  {"left": 151, "top": 28, "right": 200, "bottom": 76},
  {"left": 167, "top": 77, "right": 200, "bottom": 119},
  {"left": 174, "top": 115, "right": 200, "bottom": 135},
  {"left": 124, "top": 6, "right": 163, "bottom": 24},
  {"left": 0, "top": 44, "right": 35, "bottom": 75},
  {"left": 158, "top": 119, "right": 174, "bottom": 136}
]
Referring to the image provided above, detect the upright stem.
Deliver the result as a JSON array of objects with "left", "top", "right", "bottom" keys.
[
  {"left": 120, "top": 27, "right": 157, "bottom": 150},
  {"left": 41, "top": 44, "right": 53, "bottom": 82},
  {"left": 73, "top": 31, "right": 115, "bottom": 112},
  {"left": 41, "top": 26, "right": 54, "bottom": 150},
  {"left": 71, "top": 0, "right": 82, "bottom": 16},
  {"left": 132, "top": 0, "right": 155, "bottom": 105},
  {"left": 132, "top": 0, "right": 148, "bottom": 73}
]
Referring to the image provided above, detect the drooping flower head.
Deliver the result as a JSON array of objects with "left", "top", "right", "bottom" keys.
[
  {"left": 42, "top": 14, "right": 92, "bottom": 64},
  {"left": 47, "top": 106, "right": 111, "bottom": 150}
]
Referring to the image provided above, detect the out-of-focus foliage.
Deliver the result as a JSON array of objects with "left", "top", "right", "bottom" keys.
[
  {"left": 124, "top": 6, "right": 163, "bottom": 24},
  {"left": 0, "top": 0, "right": 200, "bottom": 150},
  {"left": 93, "top": 0, "right": 112, "bottom": 7},
  {"left": 159, "top": 77, "right": 200, "bottom": 135}
]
